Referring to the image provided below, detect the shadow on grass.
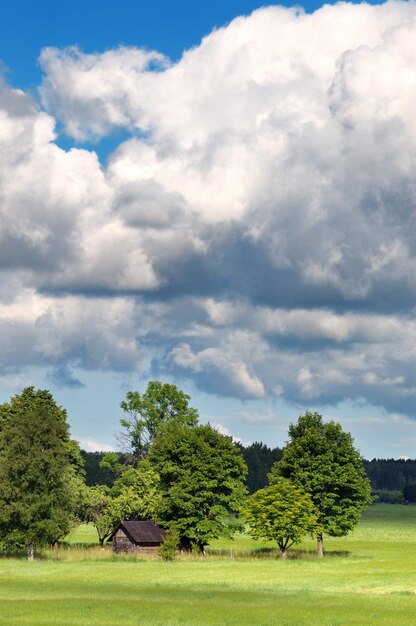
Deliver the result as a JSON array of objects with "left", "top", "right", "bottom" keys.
[
  {"left": 206, "top": 546, "right": 351, "bottom": 560},
  {"left": 0, "top": 548, "right": 49, "bottom": 560},
  {"left": 290, "top": 548, "right": 351, "bottom": 559},
  {"left": 0, "top": 542, "right": 351, "bottom": 562}
]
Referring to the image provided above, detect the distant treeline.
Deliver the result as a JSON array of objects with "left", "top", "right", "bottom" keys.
[
  {"left": 364, "top": 458, "right": 416, "bottom": 491},
  {"left": 81, "top": 445, "right": 416, "bottom": 497}
]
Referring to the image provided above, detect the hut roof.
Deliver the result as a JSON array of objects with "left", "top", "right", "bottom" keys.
[{"left": 112, "top": 520, "right": 165, "bottom": 544}]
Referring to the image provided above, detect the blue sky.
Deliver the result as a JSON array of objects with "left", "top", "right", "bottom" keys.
[
  {"left": 1, "top": 0, "right": 385, "bottom": 93},
  {"left": 1, "top": 0, "right": 416, "bottom": 458},
  {"left": 3, "top": 1, "right": 293, "bottom": 87}
]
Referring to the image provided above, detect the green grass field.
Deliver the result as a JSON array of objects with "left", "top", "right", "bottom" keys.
[{"left": 0, "top": 505, "right": 415, "bottom": 625}]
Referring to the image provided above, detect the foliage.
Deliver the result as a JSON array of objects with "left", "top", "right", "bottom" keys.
[
  {"left": 80, "top": 447, "right": 416, "bottom": 500},
  {"left": 118, "top": 381, "right": 199, "bottom": 459},
  {"left": 63, "top": 467, "right": 90, "bottom": 529},
  {"left": 243, "top": 478, "right": 316, "bottom": 558},
  {"left": 81, "top": 450, "right": 133, "bottom": 487},
  {"left": 84, "top": 461, "right": 162, "bottom": 544},
  {"left": 0, "top": 387, "right": 77, "bottom": 558},
  {"left": 238, "top": 441, "right": 283, "bottom": 494},
  {"left": 270, "top": 411, "right": 372, "bottom": 556},
  {"left": 159, "top": 528, "right": 180, "bottom": 561},
  {"left": 107, "top": 460, "right": 162, "bottom": 524},
  {"left": 81, "top": 450, "right": 113, "bottom": 486},
  {"left": 99, "top": 451, "right": 124, "bottom": 477},
  {"left": 373, "top": 489, "right": 404, "bottom": 504},
  {"left": 150, "top": 423, "right": 247, "bottom": 551},
  {"left": 403, "top": 482, "right": 416, "bottom": 502},
  {"left": 364, "top": 458, "right": 416, "bottom": 491},
  {"left": 83, "top": 485, "right": 114, "bottom": 545}
]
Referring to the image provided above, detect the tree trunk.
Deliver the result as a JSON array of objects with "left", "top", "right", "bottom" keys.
[
  {"left": 279, "top": 547, "right": 288, "bottom": 559},
  {"left": 26, "top": 544, "right": 35, "bottom": 561},
  {"left": 317, "top": 533, "right": 324, "bottom": 558}
]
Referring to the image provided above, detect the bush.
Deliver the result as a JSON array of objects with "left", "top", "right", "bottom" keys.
[
  {"left": 372, "top": 490, "right": 404, "bottom": 504},
  {"left": 159, "top": 529, "right": 180, "bottom": 561}
]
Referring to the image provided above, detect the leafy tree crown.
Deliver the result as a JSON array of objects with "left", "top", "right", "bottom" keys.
[{"left": 269, "top": 411, "right": 372, "bottom": 538}]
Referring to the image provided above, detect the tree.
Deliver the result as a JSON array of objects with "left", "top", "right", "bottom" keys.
[
  {"left": 149, "top": 424, "right": 247, "bottom": 552},
  {"left": 118, "top": 381, "right": 199, "bottom": 459},
  {"left": 243, "top": 478, "right": 317, "bottom": 558},
  {"left": 403, "top": 483, "right": 416, "bottom": 503},
  {"left": 0, "top": 387, "right": 77, "bottom": 559},
  {"left": 83, "top": 485, "right": 114, "bottom": 546},
  {"left": 239, "top": 442, "right": 283, "bottom": 494},
  {"left": 159, "top": 529, "right": 180, "bottom": 561},
  {"left": 107, "top": 460, "right": 162, "bottom": 525},
  {"left": 270, "top": 411, "right": 372, "bottom": 557},
  {"left": 84, "top": 461, "right": 162, "bottom": 544},
  {"left": 99, "top": 451, "right": 124, "bottom": 482}
]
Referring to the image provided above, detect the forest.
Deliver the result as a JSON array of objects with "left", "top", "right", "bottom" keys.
[{"left": 81, "top": 443, "right": 416, "bottom": 501}]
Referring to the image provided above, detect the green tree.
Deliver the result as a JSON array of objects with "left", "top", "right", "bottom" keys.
[
  {"left": 119, "top": 381, "right": 199, "bottom": 459},
  {"left": 60, "top": 438, "right": 91, "bottom": 537},
  {"left": 150, "top": 424, "right": 247, "bottom": 552},
  {"left": 243, "top": 478, "right": 317, "bottom": 558},
  {"left": 403, "top": 483, "right": 416, "bottom": 503},
  {"left": 159, "top": 528, "right": 180, "bottom": 561},
  {"left": 0, "top": 387, "right": 77, "bottom": 559},
  {"left": 239, "top": 442, "right": 283, "bottom": 493},
  {"left": 99, "top": 451, "right": 125, "bottom": 483},
  {"left": 83, "top": 485, "right": 114, "bottom": 546},
  {"left": 82, "top": 485, "right": 115, "bottom": 545},
  {"left": 270, "top": 411, "right": 372, "bottom": 557},
  {"left": 107, "top": 460, "right": 162, "bottom": 525},
  {"left": 84, "top": 461, "right": 162, "bottom": 544}
]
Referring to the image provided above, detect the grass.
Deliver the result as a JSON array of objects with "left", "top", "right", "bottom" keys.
[{"left": 0, "top": 505, "right": 415, "bottom": 625}]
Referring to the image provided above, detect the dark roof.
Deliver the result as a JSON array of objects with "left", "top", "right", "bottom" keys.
[{"left": 112, "top": 520, "right": 166, "bottom": 544}]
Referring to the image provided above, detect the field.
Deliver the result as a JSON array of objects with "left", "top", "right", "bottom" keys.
[{"left": 0, "top": 505, "right": 415, "bottom": 625}]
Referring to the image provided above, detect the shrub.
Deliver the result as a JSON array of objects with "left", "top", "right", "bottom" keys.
[
  {"left": 159, "top": 529, "right": 180, "bottom": 561},
  {"left": 372, "top": 490, "right": 404, "bottom": 504}
]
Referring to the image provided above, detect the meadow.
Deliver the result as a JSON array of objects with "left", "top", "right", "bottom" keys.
[{"left": 0, "top": 504, "right": 414, "bottom": 625}]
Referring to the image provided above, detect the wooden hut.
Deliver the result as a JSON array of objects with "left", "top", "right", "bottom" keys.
[{"left": 110, "top": 520, "right": 166, "bottom": 553}]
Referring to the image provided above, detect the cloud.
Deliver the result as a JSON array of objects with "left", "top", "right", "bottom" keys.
[
  {"left": 36, "top": 2, "right": 416, "bottom": 310},
  {"left": 212, "top": 423, "right": 243, "bottom": 445},
  {"left": 0, "top": 79, "right": 160, "bottom": 293},
  {"left": 0, "top": 289, "right": 144, "bottom": 377},
  {"left": 77, "top": 437, "right": 115, "bottom": 452},
  {"left": 1, "top": 2, "right": 416, "bottom": 420},
  {"left": 39, "top": 46, "right": 169, "bottom": 141},
  {"left": 48, "top": 365, "right": 85, "bottom": 389},
  {"left": 170, "top": 330, "right": 267, "bottom": 398}
]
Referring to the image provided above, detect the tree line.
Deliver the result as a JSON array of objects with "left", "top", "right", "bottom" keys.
[
  {"left": 0, "top": 382, "right": 378, "bottom": 559},
  {"left": 81, "top": 441, "right": 283, "bottom": 493},
  {"left": 83, "top": 443, "right": 416, "bottom": 500}
]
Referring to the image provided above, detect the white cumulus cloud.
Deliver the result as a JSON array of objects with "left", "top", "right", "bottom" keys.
[{"left": 1, "top": 2, "right": 416, "bottom": 422}]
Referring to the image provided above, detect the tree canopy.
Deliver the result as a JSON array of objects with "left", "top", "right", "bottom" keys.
[
  {"left": 0, "top": 387, "right": 79, "bottom": 558},
  {"left": 270, "top": 411, "right": 372, "bottom": 556},
  {"left": 239, "top": 442, "right": 283, "bottom": 494},
  {"left": 150, "top": 423, "right": 247, "bottom": 551},
  {"left": 243, "top": 477, "right": 316, "bottom": 558},
  {"left": 118, "top": 381, "right": 199, "bottom": 459},
  {"left": 107, "top": 460, "right": 161, "bottom": 525},
  {"left": 84, "top": 460, "right": 161, "bottom": 544}
]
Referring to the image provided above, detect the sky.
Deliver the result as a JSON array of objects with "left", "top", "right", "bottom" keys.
[{"left": 1, "top": 0, "right": 416, "bottom": 459}]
